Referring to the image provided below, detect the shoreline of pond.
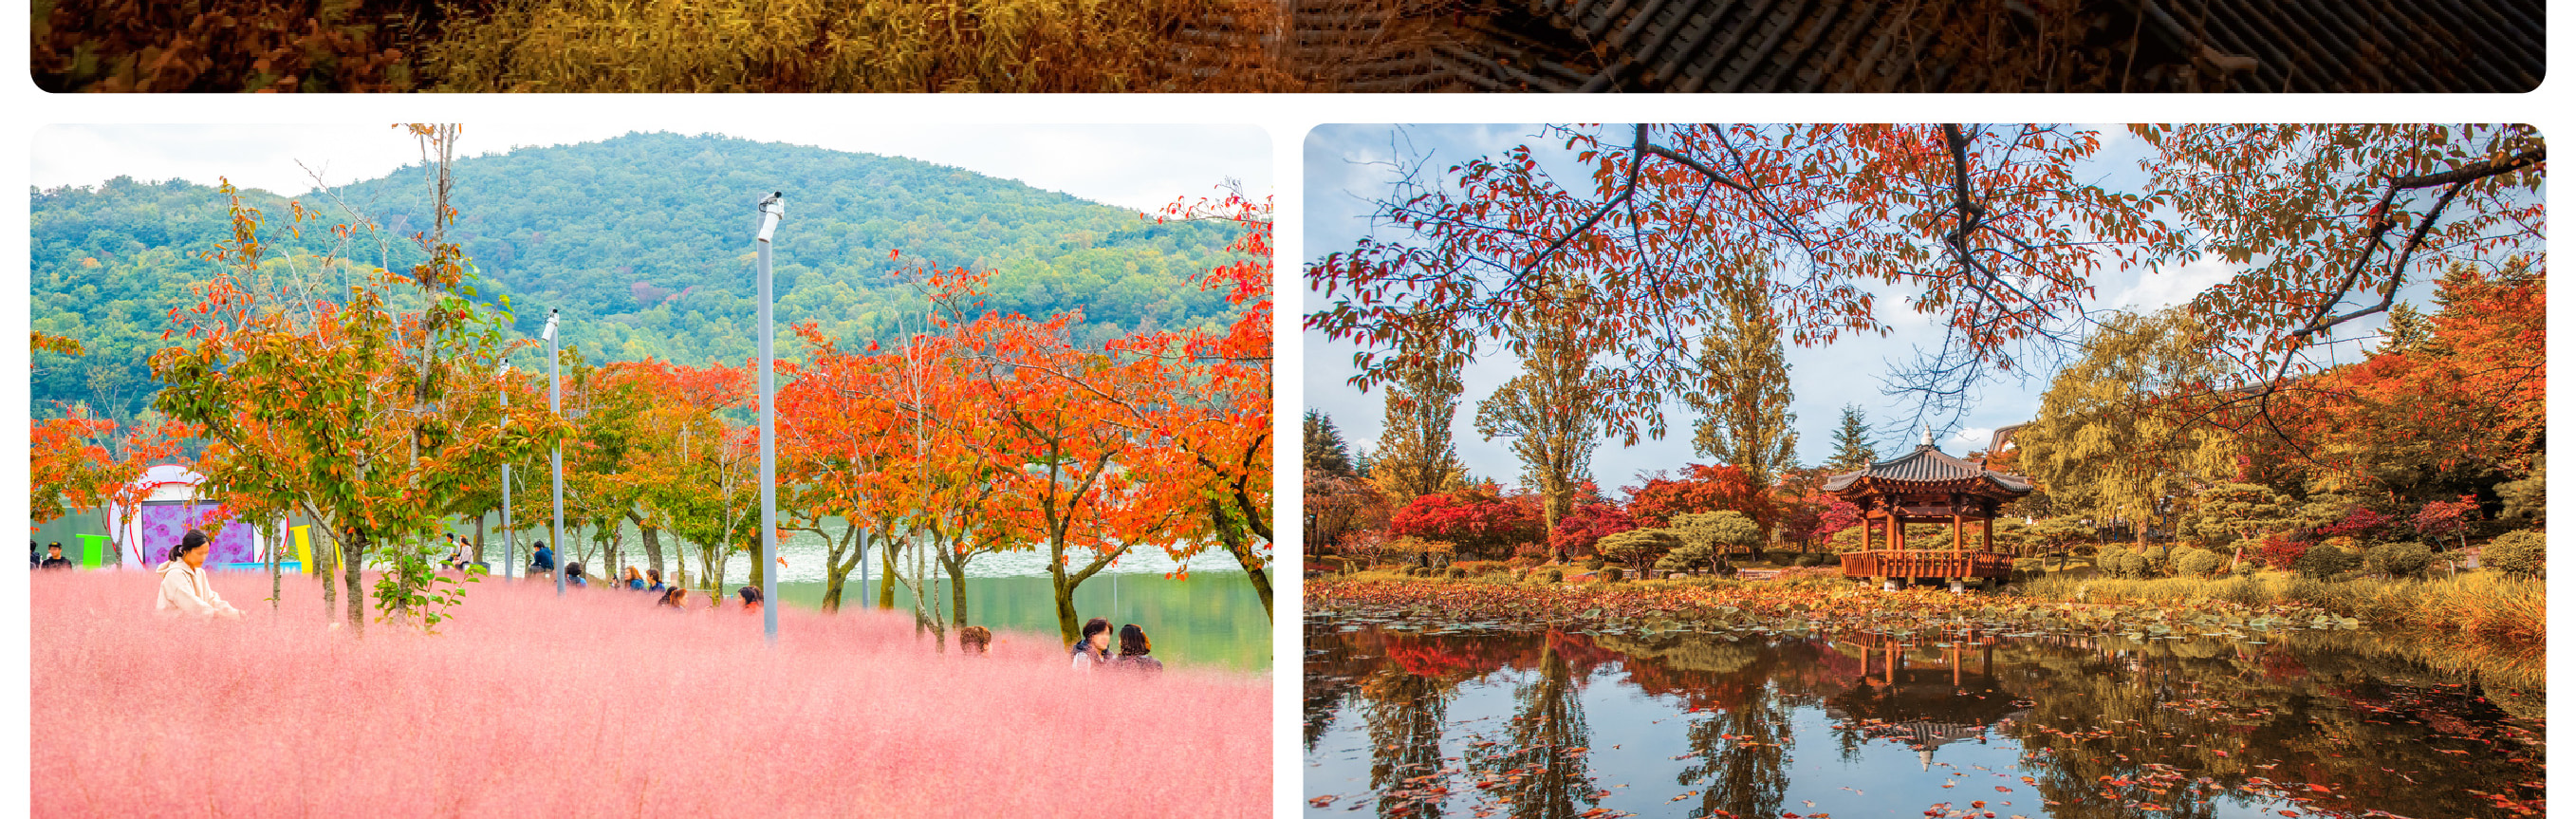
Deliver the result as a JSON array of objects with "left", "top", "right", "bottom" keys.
[{"left": 1307, "top": 575, "right": 2540, "bottom": 688}]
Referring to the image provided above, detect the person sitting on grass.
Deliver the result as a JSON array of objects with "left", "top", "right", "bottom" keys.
[
  {"left": 645, "top": 569, "right": 666, "bottom": 593},
  {"left": 621, "top": 567, "right": 646, "bottom": 591},
  {"left": 737, "top": 586, "right": 763, "bottom": 613},
  {"left": 1070, "top": 617, "right": 1114, "bottom": 672},
  {"left": 156, "top": 530, "right": 243, "bottom": 621},
  {"left": 529, "top": 541, "right": 555, "bottom": 576},
  {"left": 1110, "top": 624, "right": 1164, "bottom": 674},
  {"left": 564, "top": 562, "right": 588, "bottom": 588},
  {"left": 40, "top": 543, "right": 73, "bottom": 570},
  {"left": 656, "top": 586, "right": 691, "bottom": 609},
  {"left": 958, "top": 625, "right": 992, "bottom": 655}
]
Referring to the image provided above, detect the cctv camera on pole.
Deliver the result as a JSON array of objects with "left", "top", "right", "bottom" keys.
[
  {"left": 545, "top": 309, "right": 565, "bottom": 597},
  {"left": 755, "top": 192, "right": 783, "bottom": 646}
]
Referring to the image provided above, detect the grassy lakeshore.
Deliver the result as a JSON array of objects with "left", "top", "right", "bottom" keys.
[{"left": 1308, "top": 568, "right": 2542, "bottom": 661}]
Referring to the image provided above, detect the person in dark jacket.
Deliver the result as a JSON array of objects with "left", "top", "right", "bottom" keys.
[
  {"left": 1110, "top": 624, "right": 1164, "bottom": 674},
  {"left": 529, "top": 541, "right": 555, "bottom": 575},
  {"left": 621, "top": 566, "right": 647, "bottom": 590},
  {"left": 645, "top": 568, "right": 666, "bottom": 593},
  {"left": 1070, "top": 617, "right": 1114, "bottom": 671},
  {"left": 39, "top": 543, "right": 74, "bottom": 570}
]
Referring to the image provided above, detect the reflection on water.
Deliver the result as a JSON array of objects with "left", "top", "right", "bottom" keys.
[{"left": 1305, "top": 621, "right": 2541, "bottom": 818}]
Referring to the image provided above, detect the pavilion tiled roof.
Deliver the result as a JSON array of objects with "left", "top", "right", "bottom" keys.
[
  {"left": 1307, "top": 0, "right": 2543, "bottom": 93},
  {"left": 1824, "top": 444, "right": 2034, "bottom": 495}
]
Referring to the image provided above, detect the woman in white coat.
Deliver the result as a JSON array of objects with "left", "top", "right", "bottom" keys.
[{"left": 157, "top": 530, "right": 243, "bottom": 620}]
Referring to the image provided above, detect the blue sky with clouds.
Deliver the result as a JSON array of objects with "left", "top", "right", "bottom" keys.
[{"left": 1300, "top": 123, "right": 2431, "bottom": 492}]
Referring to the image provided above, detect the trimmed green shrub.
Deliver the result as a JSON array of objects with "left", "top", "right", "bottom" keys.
[
  {"left": 1796, "top": 552, "right": 1831, "bottom": 568},
  {"left": 1600, "top": 566, "right": 1624, "bottom": 583},
  {"left": 2294, "top": 544, "right": 2361, "bottom": 578},
  {"left": 1584, "top": 557, "right": 1608, "bottom": 571},
  {"left": 1445, "top": 567, "right": 1468, "bottom": 580},
  {"left": 2486, "top": 530, "right": 2545, "bottom": 578},
  {"left": 1544, "top": 568, "right": 1565, "bottom": 583},
  {"left": 2364, "top": 542, "right": 2434, "bottom": 579},
  {"left": 2172, "top": 547, "right": 2226, "bottom": 578}
]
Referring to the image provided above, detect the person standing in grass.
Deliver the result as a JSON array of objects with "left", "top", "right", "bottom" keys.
[
  {"left": 656, "top": 586, "right": 691, "bottom": 608},
  {"left": 39, "top": 543, "right": 73, "bottom": 570},
  {"left": 156, "top": 530, "right": 242, "bottom": 621},
  {"left": 736, "top": 586, "right": 763, "bottom": 613},
  {"left": 959, "top": 625, "right": 992, "bottom": 655},
  {"left": 621, "top": 567, "right": 646, "bottom": 590},
  {"left": 1110, "top": 624, "right": 1163, "bottom": 674},
  {"left": 1071, "top": 617, "right": 1114, "bottom": 671},
  {"left": 565, "top": 562, "right": 588, "bottom": 588},
  {"left": 529, "top": 541, "right": 555, "bottom": 576},
  {"left": 645, "top": 569, "right": 665, "bottom": 593}
]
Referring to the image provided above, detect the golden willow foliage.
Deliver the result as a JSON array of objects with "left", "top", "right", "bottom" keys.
[
  {"left": 1473, "top": 272, "right": 1617, "bottom": 534},
  {"left": 1370, "top": 307, "right": 1468, "bottom": 504},
  {"left": 426, "top": 0, "right": 1298, "bottom": 91},
  {"left": 2014, "top": 309, "right": 2239, "bottom": 530},
  {"left": 1683, "top": 257, "right": 1796, "bottom": 489}
]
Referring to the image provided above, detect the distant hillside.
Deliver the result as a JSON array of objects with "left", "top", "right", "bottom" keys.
[{"left": 30, "top": 132, "right": 1247, "bottom": 420}]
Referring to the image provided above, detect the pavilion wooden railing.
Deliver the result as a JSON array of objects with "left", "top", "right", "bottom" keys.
[{"left": 1840, "top": 549, "right": 2014, "bottom": 580}]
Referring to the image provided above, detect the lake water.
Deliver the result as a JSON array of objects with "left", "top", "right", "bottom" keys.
[
  {"left": 770, "top": 572, "right": 1271, "bottom": 673},
  {"left": 1304, "top": 620, "right": 2541, "bottom": 818}
]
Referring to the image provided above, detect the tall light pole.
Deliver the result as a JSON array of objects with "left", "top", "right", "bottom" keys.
[
  {"left": 755, "top": 192, "right": 784, "bottom": 645},
  {"left": 500, "top": 363, "right": 515, "bottom": 581},
  {"left": 545, "top": 308, "right": 565, "bottom": 597}
]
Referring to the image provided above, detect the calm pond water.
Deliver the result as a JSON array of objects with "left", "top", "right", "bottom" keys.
[
  {"left": 774, "top": 572, "right": 1271, "bottom": 673},
  {"left": 1304, "top": 620, "right": 2541, "bottom": 818}
]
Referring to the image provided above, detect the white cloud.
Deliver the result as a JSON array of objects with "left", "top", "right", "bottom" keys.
[{"left": 2110, "top": 256, "right": 2239, "bottom": 311}]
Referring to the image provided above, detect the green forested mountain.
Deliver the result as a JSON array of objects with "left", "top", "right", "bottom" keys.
[{"left": 31, "top": 132, "right": 1246, "bottom": 420}]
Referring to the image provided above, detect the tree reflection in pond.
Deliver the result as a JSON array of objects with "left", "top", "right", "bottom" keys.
[{"left": 1305, "top": 621, "right": 2543, "bottom": 819}]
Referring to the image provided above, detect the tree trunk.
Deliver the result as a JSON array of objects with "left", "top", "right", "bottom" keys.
[
  {"left": 343, "top": 526, "right": 367, "bottom": 637},
  {"left": 1209, "top": 496, "right": 1273, "bottom": 621},
  {"left": 268, "top": 519, "right": 282, "bottom": 613},
  {"left": 473, "top": 513, "right": 487, "bottom": 565},
  {"left": 1048, "top": 555, "right": 1079, "bottom": 646},
  {"left": 877, "top": 537, "right": 901, "bottom": 609},
  {"left": 821, "top": 525, "right": 862, "bottom": 614},
  {"left": 638, "top": 520, "right": 664, "bottom": 577}
]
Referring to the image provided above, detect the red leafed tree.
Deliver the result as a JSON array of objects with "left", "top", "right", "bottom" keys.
[
  {"left": 2411, "top": 494, "right": 2478, "bottom": 551},
  {"left": 1388, "top": 484, "right": 1545, "bottom": 561},
  {"left": 1547, "top": 501, "right": 1635, "bottom": 561},
  {"left": 1624, "top": 463, "right": 1772, "bottom": 530},
  {"left": 30, "top": 410, "right": 191, "bottom": 556}
]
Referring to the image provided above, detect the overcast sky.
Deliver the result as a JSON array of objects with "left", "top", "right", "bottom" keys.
[
  {"left": 1302, "top": 124, "right": 2437, "bottom": 492},
  {"left": 31, "top": 123, "right": 1271, "bottom": 214}
]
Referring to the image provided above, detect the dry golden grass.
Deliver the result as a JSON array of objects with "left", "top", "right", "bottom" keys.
[{"left": 425, "top": 0, "right": 1301, "bottom": 91}]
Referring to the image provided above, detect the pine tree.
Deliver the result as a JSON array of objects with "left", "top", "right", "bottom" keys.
[
  {"left": 1827, "top": 405, "right": 1878, "bottom": 472},
  {"left": 1303, "top": 409, "right": 1355, "bottom": 480}
]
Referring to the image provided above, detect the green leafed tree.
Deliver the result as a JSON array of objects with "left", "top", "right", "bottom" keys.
[
  {"left": 1473, "top": 273, "right": 1618, "bottom": 537},
  {"left": 1826, "top": 405, "right": 1879, "bottom": 473},
  {"left": 1685, "top": 263, "right": 1797, "bottom": 491}
]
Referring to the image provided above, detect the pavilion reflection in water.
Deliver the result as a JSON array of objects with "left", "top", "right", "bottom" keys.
[{"left": 1824, "top": 633, "right": 2030, "bottom": 771}]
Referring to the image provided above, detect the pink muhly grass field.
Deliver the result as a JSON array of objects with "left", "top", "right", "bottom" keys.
[{"left": 33, "top": 569, "right": 1269, "bottom": 817}]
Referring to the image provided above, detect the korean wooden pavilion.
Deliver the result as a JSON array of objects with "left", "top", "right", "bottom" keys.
[{"left": 1828, "top": 427, "right": 2033, "bottom": 588}]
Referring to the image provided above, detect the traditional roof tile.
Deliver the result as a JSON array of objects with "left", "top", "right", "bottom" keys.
[{"left": 1824, "top": 444, "right": 2033, "bottom": 495}]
